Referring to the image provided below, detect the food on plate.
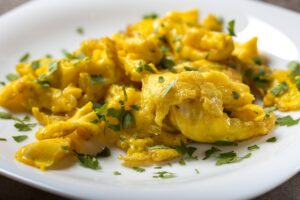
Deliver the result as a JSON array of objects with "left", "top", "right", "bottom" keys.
[{"left": 0, "top": 9, "right": 298, "bottom": 170}]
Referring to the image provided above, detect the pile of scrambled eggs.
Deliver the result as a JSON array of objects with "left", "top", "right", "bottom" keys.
[{"left": 0, "top": 9, "right": 298, "bottom": 170}]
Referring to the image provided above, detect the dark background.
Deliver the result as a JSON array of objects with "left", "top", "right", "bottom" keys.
[{"left": 0, "top": 0, "right": 299, "bottom": 199}]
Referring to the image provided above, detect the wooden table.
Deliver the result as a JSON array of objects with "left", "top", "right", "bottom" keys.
[{"left": 0, "top": 0, "right": 299, "bottom": 199}]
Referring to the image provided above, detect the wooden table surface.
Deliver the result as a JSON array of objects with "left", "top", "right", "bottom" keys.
[{"left": 0, "top": 0, "right": 299, "bottom": 199}]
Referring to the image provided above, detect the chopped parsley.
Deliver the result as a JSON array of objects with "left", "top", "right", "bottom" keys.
[
  {"left": 136, "top": 61, "right": 155, "bottom": 73},
  {"left": 213, "top": 141, "right": 238, "bottom": 146},
  {"left": 130, "top": 104, "right": 140, "bottom": 111},
  {"left": 113, "top": 171, "right": 122, "bottom": 175},
  {"left": 158, "top": 57, "right": 175, "bottom": 71},
  {"left": 175, "top": 141, "right": 197, "bottom": 159},
  {"left": 97, "top": 147, "right": 111, "bottom": 157},
  {"left": 91, "top": 75, "right": 105, "bottom": 84},
  {"left": 14, "top": 123, "right": 36, "bottom": 132},
  {"left": 162, "top": 81, "right": 176, "bottom": 97},
  {"left": 195, "top": 169, "right": 200, "bottom": 174},
  {"left": 154, "top": 166, "right": 162, "bottom": 169},
  {"left": 270, "top": 82, "right": 288, "bottom": 96},
  {"left": 216, "top": 151, "right": 251, "bottom": 166},
  {"left": 203, "top": 146, "right": 221, "bottom": 160},
  {"left": 31, "top": 60, "right": 40, "bottom": 70},
  {"left": 0, "top": 81, "right": 5, "bottom": 86},
  {"left": 276, "top": 115, "right": 299, "bottom": 126},
  {"left": 6, "top": 73, "right": 19, "bottom": 81},
  {"left": 48, "top": 61, "right": 59, "bottom": 75},
  {"left": 153, "top": 171, "right": 176, "bottom": 179},
  {"left": 295, "top": 79, "right": 300, "bottom": 91},
  {"left": 248, "top": 145, "right": 260, "bottom": 151},
  {"left": 232, "top": 91, "right": 240, "bottom": 99},
  {"left": 76, "top": 27, "right": 84, "bottom": 35},
  {"left": 107, "top": 124, "right": 121, "bottom": 131},
  {"left": 227, "top": 20, "right": 236, "bottom": 36},
  {"left": 132, "top": 166, "right": 146, "bottom": 172},
  {"left": 266, "top": 137, "right": 277, "bottom": 143},
  {"left": 12, "top": 135, "right": 28, "bottom": 143},
  {"left": 252, "top": 56, "right": 262, "bottom": 65},
  {"left": 184, "top": 66, "right": 197, "bottom": 71},
  {"left": 74, "top": 151, "right": 100, "bottom": 170},
  {"left": 264, "top": 106, "right": 277, "bottom": 114},
  {"left": 122, "top": 111, "right": 135, "bottom": 129},
  {"left": 36, "top": 74, "right": 50, "bottom": 88},
  {"left": 178, "top": 158, "right": 186, "bottom": 166},
  {"left": 288, "top": 61, "right": 300, "bottom": 77},
  {"left": 0, "top": 138, "right": 7, "bottom": 141},
  {"left": 252, "top": 70, "right": 271, "bottom": 89},
  {"left": 0, "top": 112, "right": 36, "bottom": 131},
  {"left": 143, "top": 12, "right": 158, "bottom": 19},
  {"left": 158, "top": 76, "right": 165, "bottom": 83},
  {"left": 19, "top": 53, "right": 30, "bottom": 62}
]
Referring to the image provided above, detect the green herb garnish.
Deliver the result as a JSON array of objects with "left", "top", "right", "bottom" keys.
[
  {"left": 232, "top": 91, "right": 240, "bottom": 99},
  {"left": 227, "top": 20, "right": 236, "bottom": 36},
  {"left": 14, "top": 123, "right": 36, "bottom": 132},
  {"left": 248, "top": 145, "right": 259, "bottom": 151},
  {"left": 130, "top": 104, "right": 140, "bottom": 111},
  {"left": 153, "top": 171, "right": 176, "bottom": 179},
  {"left": 203, "top": 146, "right": 221, "bottom": 160},
  {"left": 252, "top": 56, "right": 262, "bottom": 65},
  {"left": 31, "top": 60, "right": 40, "bottom": 70},
  {"left": 48, "top": 61, "right": 59, "bottom": 74},
  {"left": 175, "top": 141, "right": 197, "bottom": 159},
  {"left": 6, "top": 73, "right": 18, "bottom": 81},
  {"left": 158, "top": 57, "right": 175, "bottom": 71},
  {"left": 288, "top": 61, "right": 300, "bottom": 77},
  {"left": 270, "top": 82, "right": 289, "bottom": 96},
  {"left": 178, "top": 158, "right": 186, "bottom": 166},
  {"left": 195, "top": 169, "right": 200, "bottom": 174},
  {"left": 0, "top": 138, "right": 7, "bottom": 141},
  {"left": 143, "top": 13, "right": 158, "bottom": 19},
  {"left": 12, "top": 135, "right": 28, "bottom": 142},
  {"left": 264, "top": 106, "right": 277, "bottom": 114},
  {"left": 122, "top": 111, "right": 135, "bottom": 129},
  {"left": 0, "top": 112, "right": 36, "bottom": 131},
  {"left": 97, "top": 147, "right": 111, "bottom": 157},
  {"left": 266, "top": 137, "right": 277, "bottom": 143},
  {"left": 158, "top": 76, "right": 165, "bottom": 83},
  {"left": 184, "top": 66, "right": 197, "bottom": 71},
  {"left": 76, "top": 27, "right": 84, "bottom": 35},
  {"left": 113, "top": 171, "right": 121, "bottom": 175},
  {"left": 213, "top": 141, "right": 238, "bottom": 146},
  {"left": 75, "top": 151, "right": 100, "bottom": 170},
  {"left": 276, "top": 115, "right": 299, "bottom": 126},
  {"left": 132, "top": 166, "right": 146, "bottom": 172},
  {"left": 19, "top": 53, "right": 30, "bottom": 62},
  {"left": 91, "top": 75, "right": 105, "bottom": 84},
  {"left": 216, "top": 152, "right": 251, "bottom": 166}
]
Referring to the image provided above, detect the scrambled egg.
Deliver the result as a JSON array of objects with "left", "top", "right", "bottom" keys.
[{"left": 2, "top": 9, "right": 298, "bottom": 170}]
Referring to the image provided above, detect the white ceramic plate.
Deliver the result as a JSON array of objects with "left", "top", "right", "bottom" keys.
[{"left": 0, "top": 0, "right": 300, "bottom": 199}]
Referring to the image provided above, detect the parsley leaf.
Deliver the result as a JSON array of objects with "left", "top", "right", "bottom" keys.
[
  {"left": 12, "top": 135, "right": 28, "bottom": 142},
  {"left": 122, "top": 111, "right": 135, "bottom": 129},
  {"left": 213, "top": 141, "right": 238, "bottom": 146},
  {"left": 232, "top": 91, "right": 240, "bottom": 99},
  {"left": 203, "top": 146, "right": 221, "bottom": 160},
  {"left": 31, "top": 60, "right": 40, "bottom": 70},
  {"left": 276, "top": 115, "right": 299, "bottom": 126},
  {"left": 195, "top": 169, "right": 200, "bottom": 174},
  {"left": 130, "top": 104, "right": 140, "bottom": 111},
  {"left": 175, "top": 141, "right": 197, "bottom": 159},
  {"left": 153, "top": 171, "right": 176, "bottom": 179},
  {"left": 19, "top": 53, "right": 30, "bottom": 62},
  {"left": 184, "top": 66, "right": 197, "bottom": 71},
  {"left": 264, "top": 106, "right": 277, "bottom": 114},
  {"left": 76, "top": 27, "right": 84, "bottom": 35},
  {"left": 0, "top": 138, "right": 7, "bottom": 141},
  {"left": 248, "top": 145, "right": 260, "bottom": 151},
  {"left": 107, "top": 124, "right": 121, "bottom": 131},
  {"left": 216, "top": 152, "right": 251, "bottom": 166},
  {"left": 252, "top": 56, "right": 262, "bottom": 65},
  {"left": 227, "top": 20, "right": 236, "bottom": 36},
  {"left": 143, "top": 12, "right": 158, "bottom": 19},
  {"left": 266, "top": 137, "right": 277, "bottom": 143},
  {"left": 132, "top": 166, "right": 146, "bottom": 172},
  {"left": 158, "top": 57, "right": 175, "bottom": 71},
  {"left": 178, "top": 158, "right": 186, "bottom": 166},
  {"left": 48, "top": 61, "right": 59, "bottom": 74},
  {"left": 270, "top": 82, "right": 289, "bottom": 96},
  {"left": 14, "top": 123, "right": 36, "bottom": 132},
  {"left": 158, "top": 76, "right": 165, "bottom": 83},
  {"left": 113, "top": 171, "right": 121, "bottom": 175},
  {"left": 75, "top": 151, "right": 100, "bottom": 170},
  {"left": 288, "top": 61, "right": 300, "bottom": 77},
  {"left": 136, "top": 61, "right": 155, "bottom": 73},
  {"left": 6, "top": 73, "right": 19, "bottom": 81},
  {"left": 91, "top": 75, "right": 105, "bottom": 84},
  {"left": 97, "top": 147, "right": 111, "bottom": 157}
]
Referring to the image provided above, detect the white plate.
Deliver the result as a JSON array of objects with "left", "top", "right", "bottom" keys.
[{"left": 0, "top": 0, "right": 300, "bottom": 199}]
